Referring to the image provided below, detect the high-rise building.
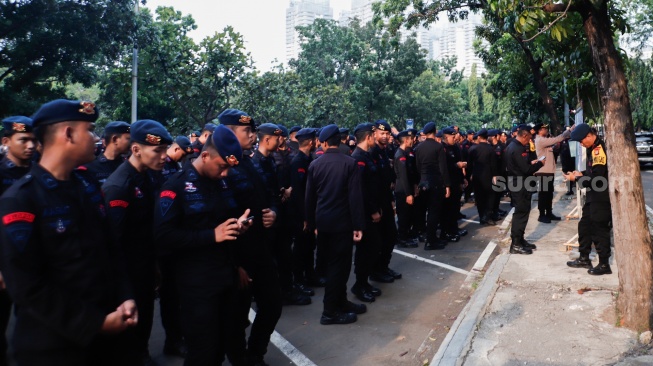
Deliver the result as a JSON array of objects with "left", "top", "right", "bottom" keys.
[
  {"left": 350, "top": 0, "right": 375, "bottom": 25},
  {"left": 430, "top": 11, "right": 487, "bottom": 76},
  {"left": 286, "top": 0, "right": 334, "bottom": 62}
]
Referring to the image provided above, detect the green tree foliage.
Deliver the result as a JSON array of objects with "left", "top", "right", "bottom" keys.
[
  {"left": 99, "top": 6, "right": 252, "bottom": 133},
  {"left": 628, "top": 58, "right": 653, "bottom": 131},
  {"left": 468, "top": 64, "right": 480, "bottom": 114},
  {"left": 0, "top": 0, "right": 137, "bottom": 116}
]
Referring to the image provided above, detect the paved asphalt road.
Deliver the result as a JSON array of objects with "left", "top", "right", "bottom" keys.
[{"left": 641, "top": 164, "right": 653, "bottom": 207}]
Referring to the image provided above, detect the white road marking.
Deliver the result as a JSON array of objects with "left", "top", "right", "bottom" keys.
[
  {"left": 249, "top": 308, "right": 317, "bottom": 366},
  {"left": 461, "top": 219, "right": 480, "bottom": 224},
  {"left": 393, "top": 249, "right": 471, "bottom": 275},
  {"left": 470, "top": 241, "right": 497, "bottom": 274}
]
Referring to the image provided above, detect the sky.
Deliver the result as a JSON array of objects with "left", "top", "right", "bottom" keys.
[{"left": 144, "top": 0, "right": 352, "bottom": 71}]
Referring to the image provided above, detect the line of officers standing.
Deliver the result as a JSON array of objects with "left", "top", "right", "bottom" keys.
[{"left": 0, "top": 98, "right": 598, "bottom": 366}]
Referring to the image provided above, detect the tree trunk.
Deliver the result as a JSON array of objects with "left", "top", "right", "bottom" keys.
[
  {"left": 579, "top": 0, "right": 653, "bottom": 331},
  {"left": 515, "top": 38, "right": 561, "bottom": 133}
]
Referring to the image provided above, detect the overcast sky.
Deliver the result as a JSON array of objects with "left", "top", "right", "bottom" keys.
[{"left": 144, "top": 0, "right": 352, "bottom": 71}]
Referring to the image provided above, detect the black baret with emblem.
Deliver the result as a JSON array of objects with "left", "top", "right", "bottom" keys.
[
  {"left": 104, "top": 121, "right": 130, "bottom": 136},
  {"left": 2, "top": 116, "right": 33, "bottom": 135},
  {"left": 257, "top": 123, "right": 283, "bottom": 136},
  {"left": 218, "top": 109, "right": 256, "bottom": 129},
  {"left": 31, "top": 99, "right": 99, "bottom": 128},
  {"left": 130, "top": 119, "right": 173, "bottom": 146}
]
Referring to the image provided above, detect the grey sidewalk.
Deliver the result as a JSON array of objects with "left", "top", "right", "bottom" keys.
[{"left": 436, "top": 179, "right": 639, "bottom": 366}]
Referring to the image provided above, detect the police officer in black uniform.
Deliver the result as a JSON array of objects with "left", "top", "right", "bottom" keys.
[
  {"left": 0, "top": 116, "right": 36, "bottom": 365},
  {"left": 564, "top": 124, "right": 613, "bottom": 275},
  {"left": 219, "top": 109, "right": 282, "bottom": 366},
  {"left": 415, "top": 122, "right": 451, "bottom": 250},
  {"left": 467, "top": 129, "right": 498, "bottom": 225},
  {"left": 338, "top": 128, "right": 351, "bottom": 155},
  {"left": 441, "top": 127, "right": 468, "bottom": 241},
  {"left": 183, "top": 123, "right": 216, "bottom": 165},
  {"left": 103, "top": 119, "right": 173, "bottom": 365},
  {"left": 83, "top": 121, "right": 130, "bottom": 184},
  {"left": 305, "top": 124, "right": 366, "bottom": 325},
  {"left": 504, "top": 124, "right": 544, "bottom": 255},
  {"left": 350, "top": 123, "right": 384, "bottom": 303},
  {"left": 0, "top": 99, "right": 138, "bottom": 365},
  {"left": 370, "top": 120, "right": 400, "bottom": 283},
  {"left": 154, "top": 125, "right": 251, "bottom": 365},
  {"left": 461, "top": 130, "right": 475, "bottom": 203},
  {"left": 289, "top": 128, "right": 323, "bottom": 289},
  {"left": 394, "top": 129, "right": 418, "bottom": 247},
  {"left": 161, "top": 136, "right": 193, "bottom": 182}
]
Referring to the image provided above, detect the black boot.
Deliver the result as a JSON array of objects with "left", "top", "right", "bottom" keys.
[
  {"left": 567, "top": 256, "right": 593, "bottom": 269},
  {"left": 588, "top": 262, "right": 612, "bottom": 275},
  {"left": 509, "top": 237, "right": 532, "bottom": 255},
  {"left": 521, "top": 238, "right": 536, "bottom": 250}
]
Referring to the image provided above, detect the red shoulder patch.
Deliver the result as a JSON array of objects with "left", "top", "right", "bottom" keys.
[
  {"left": 109, "top": 200, "right": 129, "bottom": 208},
  {"left": 160, "top": 190, "right": 176, "bottom": 199},
  {"left": 2, "top": 212, "right": 35, "bottom": 225},
  {"left": 316, "top": 151, "right": 324, "bottom": 155},
  {"left": 399, "top": 157, "right": 406, "bottom": 161},
  {"left": 521, "top": 153, "right": 528, "bottom": 157},
  {"left": 75, "top": 166, "right": 88, "bottom": 171},
  {"left": 297, "top": 168, "right": 306, "bottom": 174},
  {"left": 357, "top": 161, "right": 366, "bottom": 167}
]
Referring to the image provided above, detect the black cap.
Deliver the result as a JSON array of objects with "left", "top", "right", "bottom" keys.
[
  {"left": 211, "top": 125, "right": 243, "bottom": 166},
  {"left": 258, "top": 123, "right": 283, "bottom": 136},
  {"left": 218, "top": 109, "right": 256, "bottom": 129},
  {"left": 175, "top": 136, "right": 193, "bottom": 154},
  {"left": 570, "top": 124, "right": 591, "bottom": 142},
  {"left": 318, "top": 124, "right": 339, "bottom": 142},
  {"left": 296, "top": 128, "right": 317, "bottom": 141},
  {"left": 130, "top": 119, "right": 173, "bottom": 146},
  {"left": 374, "top": 119, "right": 391, "bottom": 132},
  {"left": 442, "top": 127, "right": 456, "bottom": 135},
  {"left": 104, "top": 121, "right": 130, "bottom": 136},
  {"left": 353, "top": 123, "right": 375, "bottom": 134},
  {"left": 289, "top": 125, "right": 301, "bottom": 134},
  {"left": 423, "top": 122, "right": 436, "bottom": 135},
  {"left": 2, "top": 116, "right": 33, "bottom": 133},
  {"left": 475, "top": 128, "right": 488, "bottom": 139},
  {"left": 32, "top": 99, "right": 98, "bottom": 128}
]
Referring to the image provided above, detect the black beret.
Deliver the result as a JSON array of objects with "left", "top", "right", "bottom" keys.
[
  {"left": 511, "top": 126, "right": 519, "bottom": 133},
  {"left": 374, "top": 119, "right": 391, "bottom": 132},
  {"left": 408, "top": 128, "right": 418, "bottom": 136},
  {"left": 175, "top": 136, "right": 193, "bottom": 154},
  {"left": 423, "top": 122, "right": 436, "bottom": 135},
  {"left": 32, "top": 99, "right": 98, "bottom": 128},
  {"left": 517, "top": 124, "right": 532, "bottom": 132},
  {"left": 396, "top": 130, "right": 414, "bottom": 139},
  {"left": 339, "top": 128, "right": 350, "bottom": 135},
  {"left": 435, "top": 130, "right": 444, "bottom": 138},
  {"left": 467, "top": 130, "right": 475, "bottom": 135},
  {"left": 202, "top": 123, "right": 217, "bottom": 133},
  {"left": 190, "top": 130, "right": 200, "bottom": 137},
  {"left": 2, "top": 116, "right": 33, "bottom": 133},
  {"left": 296, "top": 128, "right": 317, "bottom": 141},
  {"left": 130, "top": 119, "right": 173, "bottom": 146},
  {"left": 278, "top": 125, "right": 289, "bottom": 137},
  {"left": 211, "top": 125, "right": 242, "bottom": 166},
  {"left": 258, "top": 123, "right": 283, "bottom": 136},
  {"left": 475, "top": 128, "right": 488, "bottom": 139},
  {"left": 289, "top": 125, "right": 302, "bottom": 134},
  {"left": 442, "top": 127, "right": 456, "bottom": 135},
  {"left": 488, "top": 129, "right": 500, "bottom": 137},
  {"left": 353, "top": 123, "right": 375, "bottom": 135},
  {"left": 570, "top": 124, "right": 591, "bottom": 142},
  {"left": 318, "top": 124, "right": 339, "bottom": 142},
  {"left": 104, "top": 121, "right": 130, "bottom": 136},
  {"left": 218, "top": 109, "right": 256, "bottom": 129}
]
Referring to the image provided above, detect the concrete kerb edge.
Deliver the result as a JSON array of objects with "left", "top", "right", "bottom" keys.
[{"left": 429, "top": 210, "right": 515, "bottom": 366}]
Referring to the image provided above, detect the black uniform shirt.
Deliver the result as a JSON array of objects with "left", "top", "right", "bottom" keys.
[
  {"left": 0, "top": 156, "right": 30, "bottom": 195},
  {"left": 352, "top": 147, "right": 381, "bottom": 219},
  {"left": 581, "top": 138, "right": 610, "bottom": 203},
  {"left": 414, "top": 138, "right": 451, "bottom": 188},
  {"left": 161, "top": 156, "right": 182, "bottom": 182},
  {"left": 467, "top": 143, "right": 498, "bottom": 190},
  {"left": 83, "top": 153, "right": 124, "bottom": 185},
  {"left": 0, "top": 165, "right": 132, "bottom": 350},
  {"left": 394, "top": 147, "right": 415, "bottom": 196},
  {"left": 305, "top": 149, "right": 365, "bottom": 233},
  {"left": 504, "top": 139, "right": 544, "bottom": 179},
  {"left": 289, "top": 151, "right": 312, "bottom": 225},
  {"left": 153, "top": 165, "right": 236, "bottom": 286},
  {"left": 443, "top": 143, "right": 464, "bottom": 185}
]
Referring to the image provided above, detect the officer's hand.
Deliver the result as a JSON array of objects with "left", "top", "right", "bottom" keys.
[
  {"left": 303, "top": 221, "right": 309, "bottom": 232},
  {"left": 238, "top": 267, "right": 252, "bottom": 289},
  {"left": 353, "top": 231, "right": 363, "bottom": 242},
  {"left": 262, "top": 208, "right": 276, "bottom": 228},
  {"left": 118, "top": 300, "right": 138, "bottom": 326},
  {"left": 492, "top": 176, "right": 497, "bottom": 185},
  {"left": 371, "top": 212, "right": 381, "bottom": 223},
  {"left": 406, "top": 195, "right": 414, "bottom": 205},
  {"left": 281, "top": 187, "right": 292, "bottom": 202},
  {"left": 101, "top": 309, "right": 130, "bottom": 334},
  {"left": 0, "top": 272, "right": 5, "bottom": 290},
  {"left": 215, "top": 218, "right": 240, "bottom": 242},
  {"left": 237, "top": 209, "right": 252, "bottom": 233},
  {"left": 445, "top": 187, "right": 451, "bottom": 198}
]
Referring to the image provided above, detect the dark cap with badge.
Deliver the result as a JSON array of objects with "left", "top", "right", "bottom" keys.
[
  {"left": 442, "top": 127, "right": 456, "bottom": 135},
  {"left": 467, "top": 129, "right": 475, "bottom": 135},
  {"left": 278, "top": 125, "right": 289, "bottom": 138},
  {"left": 218, "top": 108, "right": 256, "bottom": 129},
  {"left": 289, "top": 125, "right": 301, "bottom": 134},
  {"left": 2, "top": 116, "right": 33, "bottom": 134},
  {"left": 104, "top": 121, "right": 130, "bottom": 136},
  {"left": 175, "top": 136, "right": 193, "bottom": 154},
  {"left": 130, "top": 119, "right": 173, "bottom": 146},
  {"left": 435, "top": 130, "right": 444, "bottom": 138},
  {"left": 32, "top": 99, "right": 99, "bottom": 129},
  {"left": 190, "top": 130, "right": 200, "bottom": 138},
  {"left": 570, "top": 124, "right": 592, "bottom": 142},
  {"left": 211, "top": 124, "right": 242, "bottom": 166},
  {"left": 533, "top": 123, "right": 548, "bottom": 132},
  {"left": 475, "top": 128, "right": 488, "bottom": 139},
  {"left": 258, "top": 123, "right": 283, "bottom": 136},
  {"left": 296, "top": 128, "right": 317, "bottom": 141},
  {"left": 354, "top": 122, "right": 375, "bottom": 135},
  {"left": 423, "top": 122, "right": 436, "bottom": 135},
  {"left": 318, "top": 124, "right": 340, "bottom": 143},
  {"left": 374, "top": 119, "right": 391, "bottom": 132},
  {"left": 488, "top": 129, "right": 500, "bottom": 137},
  {"left": 202, "top": 123, "right": 217, "bottom": 133},
  {"left": 396, "top": 130, "right": 414, "bottom": 139},
  {"left": 517, "top": 124, "right": 532, "bottom": 133}
]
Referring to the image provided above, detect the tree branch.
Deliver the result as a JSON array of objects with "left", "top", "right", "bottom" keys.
[{"left": 522, "top": 1, "right": 574, "bottom": 42}]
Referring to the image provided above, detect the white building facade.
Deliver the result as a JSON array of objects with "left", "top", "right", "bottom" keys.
[{"left": 286, "top": 0, "right": 334, "bottom": 62}]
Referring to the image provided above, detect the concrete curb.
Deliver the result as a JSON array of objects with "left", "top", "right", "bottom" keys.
[{"left": 430, "top": 210, "right": 514, "bottom": 366}]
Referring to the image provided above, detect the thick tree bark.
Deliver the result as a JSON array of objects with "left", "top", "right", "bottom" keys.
[
  {"left": 514, "top": 38, "right": 561, "bottom": 133},
  {"left": 576, "top": 0, "right": 653, "bottom": 331}
]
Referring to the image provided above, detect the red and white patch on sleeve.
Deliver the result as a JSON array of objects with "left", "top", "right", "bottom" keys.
[
  {"left": 160, "top": 190, "right": 177, "bottom": 199},
  {"left": 109, "top": 200, "right": 130, "bottom": 208},
  {"left": 357, "top": 161, "right": 366, "bottom": 167},
  {"left": 2, "top": 212, "right": 36, "bottom": 225}
]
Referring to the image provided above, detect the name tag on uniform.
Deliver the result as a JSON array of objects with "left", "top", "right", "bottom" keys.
[{"left": 593, "top": 145, "right": 607, "bottom": 166}]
